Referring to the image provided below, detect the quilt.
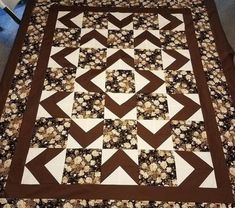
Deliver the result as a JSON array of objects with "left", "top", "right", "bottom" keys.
[{"left": 0, "top": 0, "right": 234, "bottom": 207}]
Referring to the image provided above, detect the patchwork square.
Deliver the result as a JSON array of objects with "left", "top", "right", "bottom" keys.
[
  {"left": 52, "top": 28, "right": 81, "bottom": 48},
  {"left": 108, "top": 30, "right": 134, "bottom": 49},
  {"left": 82, "top": 12, "right": 108, "bottom": 29},
  {"left": 103, "top": 119, "right": 137, "bottom": 149},
  {"left": 78, "top": 48, "right": 107, "bottom": 70},
  {"left": 165, "top": 70, "right": 198, "bottom": 94},
  {"left": 105, "top": 69, "right": 135, "bottom": 93},
  {"left": 133, "top": 13, "right": 159, "bottom": 30},
  {"left": 43, "top": 67, "right": 76, "bottom": 92},
  {"left": 160, "top": 31, "right": 188, "bottom": 49},
  {"left": 72, "top": 92, "right": 105, "bottom": 119},
  {"left": 62, "top": 149, "right": 102, "bottom": 184},
  {"left": 30, "top": 118, "right": 71, "bottom": 148},
  {"left": 139, "top": 150, "right": 177, "bottom": 186},
  {"left": 134, "top": 49, "right": 162, "bottom": 70},
  {"left": 171, "top": 120, "right": 209, "bottom": 151},
  {"left": 137, "top": 93, "right": 169, "bottom": 120}
]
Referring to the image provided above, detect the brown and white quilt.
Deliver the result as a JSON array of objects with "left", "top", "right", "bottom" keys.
[{"left": 0, "top": 0, "right": 235, "bottom": 207}]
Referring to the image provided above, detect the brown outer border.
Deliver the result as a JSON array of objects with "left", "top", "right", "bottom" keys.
[
  {"left": 205, "top": 0, "right": 235, "bottom": 105},
  {"left": 0, "top": 0, "right": 36, "bottom": 116},
  {"left": 4, "top": 5, "right": 234, "bottom": 203}
]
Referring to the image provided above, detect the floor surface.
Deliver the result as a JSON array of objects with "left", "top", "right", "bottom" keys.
[{"left": 0, "top": 1, "right": 234, "bottom": 83}]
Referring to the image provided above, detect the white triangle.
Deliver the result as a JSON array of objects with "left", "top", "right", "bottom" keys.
[
  {"left": 91, "top": 70, "right": 106, "bottom": 92},
  {"left": 104, "top": 107, "right": 119, "bottom": 119},
  {"left": 135, "top": 39, "right": 160, "bottom": 49},
  {"left": 74, "top": 82, "right": 88, "bottom": 92},
  {"left": 71, "top": 13, "right": 83, "bottom": 28},
  {"left": 194, "top": 152, "right": 213, "bottom": 167},
  {"left": 66, "top": 134, "right": 82, "bottom": 148},
  {"left": 174, "top": 152, "right": 194, "bottom": 185},
  {"left": 111, "top": 12, "right": 132, "bottom": 20},
  {"left": 40, "top": 91, "right": 56, "bottom": 101},
  {"left": 87, "top": 136, "right": 103, "bottom": 149},
  {"left": 21, "top": 167, "right": 40, "bottom": 184},
  {"left": 157, "top": 136, "right": 174, "bottom": 150},
  {"left": 184, "top": 94, "right": 201, "bottom": 105},
  {"left": 107, "top": 59, "right": 134, "bottom": 70},
  {"left": 102, "top": 149, "right": 118, "bottom": 164},
  {"left": 36, "top": 105, "right": 51, "bottom": 118},
  {"left": 138, "top": 120, "right": 169, "bottom": 134},
  {"left": 188, "top": 108, "right": 204, "bottom": 121},
  {"left": 173, "top": 24, "right": 185, "bottom": 32},
  {"left": 134, "top": 71, "right": 150, "bottom": 92},
  {"left": 122, "top": 108, "right": 137, "bottom": 120},
  {"left": 154, "top": 83, "right": 167, "bottom": 94},
  {"left": 167, "top": 95, "right": 184, "bottom": 118},
  {"left": 101, "top": 166, "right": 137, "bottom": 185},
  {"left": 57, "top": 11, "right": 70, "bottom": 19},
  {"left": 72, "top": 119, "right": 103, "bottom": 132},
  {"left": 162, "top": 50, "right": 176, "bottom": 69},
  {"left": 107, "top": 93, "right": 135, "bottom": 105},
  {"left": 152, "top": 70, "right": 165, "bottom": 80},
  {"left": 199, "top": 170, "right": 217, "bottom": 188},
  {"left": 48, "top": 58, "right": 62, "bottom": 68},
  {"left": 158, "top": 14, "right": 171, "bottom": 29},
  {"left": 137, "top": 136, "right": 154, "bottom": 150},
  {"left": 65, "top": 48, "right": 79, "bottom": 67},
  {"left": 57, "top": 93, "right": 74, "bottom": 117},
  {"left": 172, "top": 14, "right": 184, "bottom": 22},
  {"left": 45, "top": 150, "right": 66, "bottom": 184},
  {"left": 108, "top": 22, "right": 120, "bottom": 30},
  {"left": 80, "top": 38, "right": 106, "bottom": 49},
  {"left": 123, "top": 150, "right": 138, "bottom": 164},
  {"left": 26, "top": 148, "right": 46, "bottom": 163}
]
